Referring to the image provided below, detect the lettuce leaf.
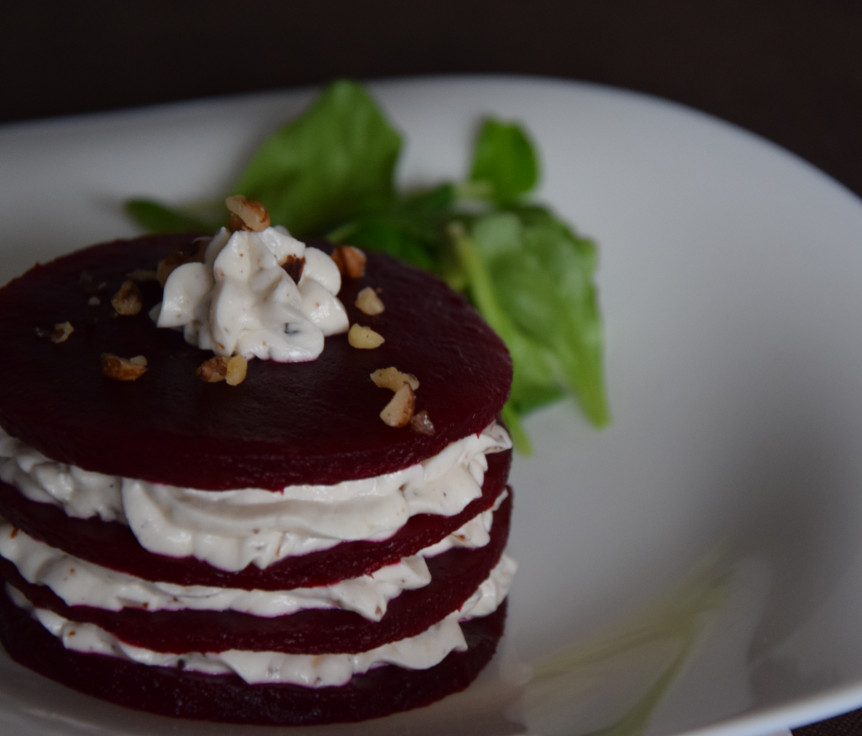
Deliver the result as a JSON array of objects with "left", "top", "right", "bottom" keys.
[{"left": 234, "top": 80, "right": 401, "bottom": 236}]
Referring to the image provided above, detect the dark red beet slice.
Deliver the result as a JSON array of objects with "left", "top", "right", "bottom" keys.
[
  {"left": 0, "top": 449, "right": 510, "bottom": 589},
  {"left": 0, "top": 234, "right": 512, "bottom": 490},
  {"left": 0, "top": 583, "right": 506, "bottom": 725},
  {"left": 1, "top": 491, "right": 510, "bottom": 655}
]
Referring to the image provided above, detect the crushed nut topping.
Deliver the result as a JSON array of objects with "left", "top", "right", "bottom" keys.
[
  {"left": 355, "top": 286, "right": 384, "bottom": 315},
  {"left": 36, "top": 321, "right": 75, "bottom": 344},
  {"left": 157, "top": 238, "right": 208, "bottom": 287},
  {"left": 348, "top": 324, "right": 385, "bottom": 349},
  {"left": 380, "top": 383, "right": 416, "bottom": 428},
  {"left": 101, "top": 353, "right": 147, "bottom": 381},
  {"left": 282, "top": 254, "right": 306, "bottom": 283},
  {"left": 410, "top": 409, "right": 436, "bottom": 436},
  {"left": 370, "top": 366, "right": 419, "bottom": 392},
  {"left": 52, "top": 321, "right": 74, "bottom": 343},
  {"left": 226, "top": 195, "right": 270, "bottom": 232},
  {"left": 111, "top": 280, "right": 143, "bottom": 316},
  {"left": 195, "top": 354, "right": 248, "bottom": 386},
  {"left": 225, "top": 354, "right": 248, "bottom": 386},
  {"left": 196, "top": 356, "right": 227, "bottom": 383},
  {"left": 371, "top": 366, "right": 425, "bottom": 428},
  {"left": 157, "top": 255, "right": 183, "bottom": 287},
  {"left": 331, "top": 245, "right": 366, "bottom": 279}
]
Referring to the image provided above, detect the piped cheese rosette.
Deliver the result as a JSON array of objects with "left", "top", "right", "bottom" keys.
[{"left": 154, "top": 224, "right": 349, "bottom": 362}]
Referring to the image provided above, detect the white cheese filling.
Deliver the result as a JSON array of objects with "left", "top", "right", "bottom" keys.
[
  {"left": 6, "top": 555, "right": 516, "bottom": 687},
  {"left": 0, "top": 420, "right": 514, "bottom": 685},
  {"left": 0, "top": 498, "right": 499, "bottom": 621},
  {"left": 0, "top": 423, "right": 510, "bottom": 571}
]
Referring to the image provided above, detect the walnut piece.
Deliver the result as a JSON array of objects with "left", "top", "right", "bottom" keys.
[
  {"left": 101, "top": 353, "right": 147, "bottom": 381},
  {"left": 196, "top": 356, "right": 227, "bottom": 383},
  {"left": 52, "top": 322, "right": 74, "bottom": 343},
  {"left": 111, "top": 280, "right": 143, "bottom": 316},
  {"left": 371, "top": 366, "right": 424, "bottom": 429},
  {"left": 36, "top": 321, "right": 75, "bottom": 344},
  {"left": 156, "top": 255, "right": 181, "bottom": 287},
  {"left": 196, "top": 354, "right": 248, "bottom": 386},
  {"left": 355, "top": 286, "right": 384, "bottom": 315},
  {"left": 410, "top": 409, "right": 436, "bottom": 436},
  {"left": 157, "top": 239, "right": 208, "bottom": 287},
  {"left": 331, "top": 245, "right": 366, "bottom": 279},
  {"left": 370, "top": 366, "right": 419, "bottom": 391},
  {"left": 282, "top": 254, "right": 305, "bottom": 283},
  {"left": 348, "top": 324, "right": 385, "bottom": 349},
  {"left": 226, "top": 195, "right": 270, "bottom": 232},
  {"left": 225, "top": 354, "right": 248, "bottom": 386},
  {"left": 380, "top": 383, "right": 416, "bottom": 428}
]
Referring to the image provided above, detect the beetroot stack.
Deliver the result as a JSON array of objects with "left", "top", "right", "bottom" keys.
[{"left": 0, "top": 229, "right": 514, "bottom": 725}]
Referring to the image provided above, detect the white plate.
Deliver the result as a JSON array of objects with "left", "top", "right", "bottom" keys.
[{"left": 1, "top": 76, "right": 861, "bottom": 736}]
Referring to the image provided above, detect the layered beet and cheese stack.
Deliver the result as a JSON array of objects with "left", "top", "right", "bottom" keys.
[{"left": 0, "top": 201, "right": 515, "bottom": 725}]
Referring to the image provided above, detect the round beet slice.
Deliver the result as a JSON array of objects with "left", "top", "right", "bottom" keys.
[
  {"left": 0, "top": 581, "right": 507, "bottom": 726},
  {"left": 0, "top": 234, "right": 512, "bottom": 490}
]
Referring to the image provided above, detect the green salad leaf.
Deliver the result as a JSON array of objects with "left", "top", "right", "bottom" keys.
[
  {"left": 234, "top": 81, "right": 401, "bottom": 235},
  {"left": 124, "top": 79, "right": 609, "bottom": 450},
  {"left": 468, "top": 118, "right": 539, "bottom": 203},
  {"left": 124, "top": 199, "right": 214, "bottom": 234},
  {"left": 455, "top": 209, "right": 608, "bottom": 425}
]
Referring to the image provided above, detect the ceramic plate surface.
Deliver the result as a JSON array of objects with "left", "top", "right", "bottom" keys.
[{"left": 1, "top": 76, "right": 862, "bottom": 736}]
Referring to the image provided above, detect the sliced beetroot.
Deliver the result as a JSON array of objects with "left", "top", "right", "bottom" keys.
[
  {"left": 0, "top": 234, "right": 512, "bottom": 490},
  {"left": 0, "top": 450, "right": 510, "bottom": 589},
  {"left": 1, "top": 491, "right": 510, "bottom": 655},
  {"left": 0, "top": 582, "right": 507, "bottom": 726}
]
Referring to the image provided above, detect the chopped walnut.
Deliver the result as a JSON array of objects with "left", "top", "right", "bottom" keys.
[
  {"left": 355, "top": 286, "right": 384, "bottom": 315},
  {"left": 331, "top": 245, "right": 366, "bottom": 279},
  {"left": 36, "top": 321, "right": 75, "bottom": 344},
  {"left": 348, "top": 324, "right": 385, "bottom": 349},
  {"left": 380, "top": 383, "right": 416, "bottom": 428},
  {"left": 371, "top": 366, "right": 423, "bottom": 429},
  {"left": 157, "top": 238, "right": 208, "bottom": 287},
  {"left": 52, "top": 321, "right": 74, "bottom": 343},
  {"left": 410, "top": 410, "right": 436, "bottom": 436},
  {"left": 196, "top": 354, "right": 248, "bottom": 386},
  {"left": 101, "top": 353, "right": 147, "bottom": 381},
  {"left": 157, "top": 256, "right": 179, "bottom": 286},
  {"left": 282, "top": 254, "right": 306, "bottom": 283},
  {"left": 225, "top": 354, "right": 248, "bottom": 386},
  {"left": 111, "top": 280, "right": 143, "bottom": 316},
  {"left": 370, "top": 366, "right": 419, "bottom": 392},
  {"left": 196, "top": 356, "right": 227, "bottom": 383},
  {"left": 226, "top": 195, "right": 270, "bottom": 232}
]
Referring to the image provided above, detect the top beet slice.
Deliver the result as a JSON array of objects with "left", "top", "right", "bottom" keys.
[{"left": 0, "top": 234, "right": 511, "bottom": 490}]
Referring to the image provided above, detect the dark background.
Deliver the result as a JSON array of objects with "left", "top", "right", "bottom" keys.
[
  {"left": 3, "top": 1, "right": 861, "bottom": 201},
  {"left": 3, "top": 2, "right": 861, "bottom": 733}
]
